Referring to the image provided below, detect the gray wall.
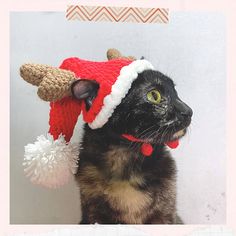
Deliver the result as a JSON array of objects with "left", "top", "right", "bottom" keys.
[{"left": 10, "top": 12, "right": 226, "bottom": 224}]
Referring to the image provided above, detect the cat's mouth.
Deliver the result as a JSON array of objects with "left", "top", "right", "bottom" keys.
[
  {"left": 171, "top": 129, "right": 186, "bottom": 140},
  {"left": 168, "top": 116, "right": 191, "bottom": 139},
  {"left": 148, "top": 118, "right": 191, "bottom": 143},
  {"left": 136, "top": 115, "right": 191, "bottom": 144},
  {"left": 165, "top": 117, "right": 191, "bottom": 142},
  {"left": 142, "top": 127, "right": 188, "bottom": 144}
]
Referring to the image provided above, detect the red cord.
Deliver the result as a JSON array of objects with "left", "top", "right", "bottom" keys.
[{"left": 122, "top": 134, "right": 179, "bottom": 157}]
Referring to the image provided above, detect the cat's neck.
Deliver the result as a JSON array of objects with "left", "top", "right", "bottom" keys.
[
  {"left": 80, "top": 125, "right": 170, "bottom": 181},
  {"left": 82, "top": 124, "right": 134, "bottom": 149},
  {"left": 83, "top": 124, "right": 163, "bottom": 149}
]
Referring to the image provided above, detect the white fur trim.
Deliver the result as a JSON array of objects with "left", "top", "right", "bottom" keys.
[
  {"left": 23, "top": 134, "right": 79, "bottom": 188},
  {"left": 89, "top": 59, "right": 154, "bottom": 129}
]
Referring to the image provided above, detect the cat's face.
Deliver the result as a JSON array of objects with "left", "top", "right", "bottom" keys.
[
  {"left": 72, "top": 69, "right": 192, "bottom": 144},
  {"left": 107, "top": 70, "right": 193, "bottom": 143}
]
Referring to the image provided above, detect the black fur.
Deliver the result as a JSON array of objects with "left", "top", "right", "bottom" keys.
[{"left": 73, "top": 69, "right": 192, "bottom": 224}]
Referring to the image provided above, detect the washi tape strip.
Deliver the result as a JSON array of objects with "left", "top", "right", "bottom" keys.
[{"left": 66, "top": 5, "right": 169, "bottom": 23}]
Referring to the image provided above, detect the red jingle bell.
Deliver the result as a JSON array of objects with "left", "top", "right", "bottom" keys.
[{"left": 141, "top": 143, "right": 153, "bottom": 157}]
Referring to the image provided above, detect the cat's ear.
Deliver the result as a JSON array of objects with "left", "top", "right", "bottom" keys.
[{"left": 71, "top": 80, "right": 99, "bottom": 110}]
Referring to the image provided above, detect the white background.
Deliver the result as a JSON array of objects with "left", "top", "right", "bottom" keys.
[{"left": 10, "top": 12, "right": 226, "bottom": 224}]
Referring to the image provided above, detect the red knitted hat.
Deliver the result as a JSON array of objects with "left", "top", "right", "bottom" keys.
[
  {"left": 49, "top": 57, "right": 154, "bottom": 142},
  {"left": 23, "top": 57, "right": 154, "bottom": 188}
]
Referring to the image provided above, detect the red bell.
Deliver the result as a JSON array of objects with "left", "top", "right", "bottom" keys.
[
  {"left": 141, "top": 143, "right": 153, "bottom": 156},
  {"left": 166, "top": 140, "right": 179, "bottom": 149}
]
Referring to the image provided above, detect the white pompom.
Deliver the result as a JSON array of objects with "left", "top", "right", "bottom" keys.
[{"left": 23, "top": 134, "right": 80, "bottom": 188}]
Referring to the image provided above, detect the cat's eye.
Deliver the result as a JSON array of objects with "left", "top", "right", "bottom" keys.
[{"left": 147, "top": 89, "right": 161, "bottom": 104}]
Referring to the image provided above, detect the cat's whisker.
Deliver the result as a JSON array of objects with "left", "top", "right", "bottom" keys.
[
  {"left": 136, "top": 124, "right": 157, "bottom": 140},
  {"left": 141, "top": 126, "right": 165, "bottom": 146},
  {"left": 160, "top": 126, "right": 168, "bottom": 143},
  {"left": 159, "top": 124, "right": 170, "bottom": 143}
]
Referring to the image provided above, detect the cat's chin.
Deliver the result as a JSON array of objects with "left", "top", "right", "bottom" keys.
[{"left": 171, "top": 129, "right": 186, "bottom": 140}]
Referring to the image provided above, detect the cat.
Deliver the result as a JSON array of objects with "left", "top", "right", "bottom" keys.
[{"left": 72, "top": 69, "right": 193, "bottom": 224}]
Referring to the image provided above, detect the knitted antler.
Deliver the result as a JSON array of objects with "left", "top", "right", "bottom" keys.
[
  {"left": 107, "top": 48, "right": 136, "bottom": 61},
  {"left": 20, "top": 49, "right": 136, "bottom": 102},
  {"left": 20, "top": 63, "right": 76, "bottom": 102}
]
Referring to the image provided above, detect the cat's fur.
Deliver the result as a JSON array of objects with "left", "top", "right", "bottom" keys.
[{"left": 73, "top": 69, "right": 192, "bottom": 224}]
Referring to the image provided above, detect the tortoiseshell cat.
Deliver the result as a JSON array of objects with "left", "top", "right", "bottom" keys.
[{"left": 72, "top": 69, "right": 192, "bottom": 224}]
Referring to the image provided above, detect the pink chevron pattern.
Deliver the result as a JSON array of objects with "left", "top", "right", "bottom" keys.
[{"left": 66, "top": 5, "right": 169, "bottom": 23}]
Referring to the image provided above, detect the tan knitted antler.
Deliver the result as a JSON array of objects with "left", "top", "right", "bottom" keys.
[
  {"left": 20, "top": 49, "right": 136, "bottom": 102},
  {"left": 107, "top": 48, "right": 136, "bottom": 61},
  {"left": 20, "top": 63, "right": 77, "bottom": 101}
]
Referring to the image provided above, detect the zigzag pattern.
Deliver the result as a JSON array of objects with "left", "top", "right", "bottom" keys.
[{"left": 66, "top": 5, "right": 169, "bottom": 23}]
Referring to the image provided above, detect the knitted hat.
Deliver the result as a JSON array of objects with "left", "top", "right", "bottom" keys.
[{"left": 23, "top": 56, "right": 154, "bottom": 188}]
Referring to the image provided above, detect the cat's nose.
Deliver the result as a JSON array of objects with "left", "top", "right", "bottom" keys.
[
  {"left": 181, "top": 106, "right": 193, "bottom": 117},
  {"left": 174, "top": 99, "right": 193, "bottom": 118}
]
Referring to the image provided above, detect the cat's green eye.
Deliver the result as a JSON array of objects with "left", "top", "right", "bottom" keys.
[{"left": 147, "top": 90, "right": 161, "bottom": 104}]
